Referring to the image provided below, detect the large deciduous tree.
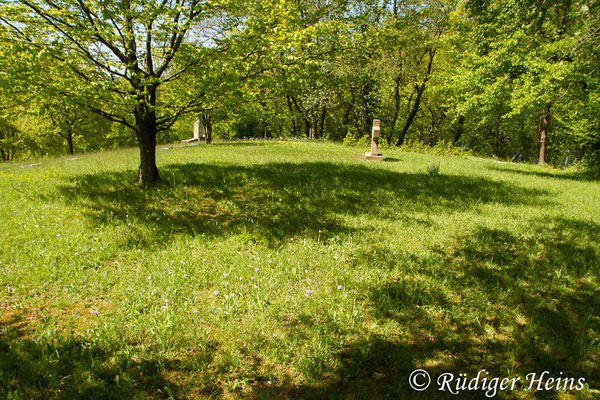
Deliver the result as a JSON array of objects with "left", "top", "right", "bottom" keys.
[{"left": 1, "top": 0, "right": 229, "bottom": 184}]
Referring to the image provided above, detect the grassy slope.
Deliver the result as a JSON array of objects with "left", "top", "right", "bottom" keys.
[{"left": 0, "top": 141, "right": 599, "bottom": 399}]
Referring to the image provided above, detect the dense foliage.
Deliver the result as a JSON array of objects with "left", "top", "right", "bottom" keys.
[{"left": 1, "top": 0, "right": 598, "bottom": 175}]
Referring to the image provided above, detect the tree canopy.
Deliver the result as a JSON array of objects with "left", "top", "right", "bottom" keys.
[{"left": 1, "top": 0, "right": 598, "bottom": 177}]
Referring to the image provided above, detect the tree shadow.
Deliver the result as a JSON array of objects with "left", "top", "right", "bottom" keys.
[
  {"left": 54, "top": 162, "right": 551, "bottom": 249},
  {"left": 441, "top": 219, "right": 600, "bottom": 377},
  {"left": 488, "top": 165, "right": 598, "bottom": 182},
  {"left": 250, "top": 217, "right": 600, "bottom": 399},
  {"left": 0, "top": 312, "right": 220, "bottom": 399}
]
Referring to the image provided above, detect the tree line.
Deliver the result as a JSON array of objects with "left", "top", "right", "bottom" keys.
[{"left": 1, "top": 0, "right": 599, "bottom": 183}]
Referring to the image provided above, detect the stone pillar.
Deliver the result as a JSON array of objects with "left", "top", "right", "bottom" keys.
[
  {"left": 182, "top": 119, "right": 202, "bottom": 143},
  {"left": 371, "top": 119, "right": 380, "bottom": 154},
  {"left": 193, "top": 119, "right": 200, "bottom": 140},
  {"left": 365, "top": 119, "right": 384, "bottom": 161}
]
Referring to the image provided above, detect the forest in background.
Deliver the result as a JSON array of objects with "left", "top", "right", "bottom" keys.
[{"left": 0, "top": 0, "right": 599, "bottom": 175}]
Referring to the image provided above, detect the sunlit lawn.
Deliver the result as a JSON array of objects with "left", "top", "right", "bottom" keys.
[{"left": 1, "top": 141, "right": 599, "bottom": 399}]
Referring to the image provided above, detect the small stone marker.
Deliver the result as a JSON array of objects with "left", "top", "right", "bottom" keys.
[
  {"left": 181, "top": 119, "right": 202, "bottom": 143},
  {"left": 365, "top": 119, "right": 384, "bottom": 161}
]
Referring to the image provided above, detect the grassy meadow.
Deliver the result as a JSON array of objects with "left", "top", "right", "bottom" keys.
[{"left": 0, "top": 141, "right": 599, "bottom": 399}]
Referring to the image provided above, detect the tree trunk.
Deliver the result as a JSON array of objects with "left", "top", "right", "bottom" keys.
[
  {"left": 286, "top": 95, "right": 298, "bottom": 136},
  {"left": 538, "top": 104, "right": 551, "bottom": 166},
  {"left": 453, "top": 115, "right": 465, "bottom": 145},
  {"left": 397, "top": 84, "right": 425, "bottom": 146},
  {"left": 427, "top": 106, "right": 445, "bottom": 146},
  {"left": 396, "top": 47, "right": 437, "bottom": 146},
  {"left": 289, "top": 95, "right": 311, "bottom": 138},
  {"left": 134, "top": 103, "right": 159, "bottom": 185},
  {"left": 390, "top": 75, "right": 402, "bottom": 142},
  {"left": 202, "top": 113, "right": 212, "bottom": 144},
  {"left": 388, "top": 48, "right": 403, "bottom": 142},
  {"left": 319, "top": 107, "right": 327, "bottom": 139},
  {"left": 361, "top": 83, "right": 374, "bottom": 138},
  {"left": 66, "top": 131, "right": 74, "bottom": 155}
]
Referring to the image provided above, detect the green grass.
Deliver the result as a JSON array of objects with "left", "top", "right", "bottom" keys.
[{"left": 0, "top": 141, "right": 599, "bottom": 399}]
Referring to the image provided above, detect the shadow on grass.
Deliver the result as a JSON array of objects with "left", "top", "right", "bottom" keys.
[
  {"left": 55, "top": 162, "right": 551, "bottom": 248},
  {"left": 488, "top": 165, "right": 598, "bottom": 182},
  {"left": 0, "top": 313, "right": 221, "bottom": 399},
  {"left": 251, "top": 217, "right": 600, "bottom": 399}
]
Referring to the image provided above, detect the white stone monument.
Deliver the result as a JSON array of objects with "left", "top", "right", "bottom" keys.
[
  {"left": 365, "top": 119, "right": 384, "bottom": 161},
  {"left": 181, "top": 119, "right": 202, "bottom": 143}
]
